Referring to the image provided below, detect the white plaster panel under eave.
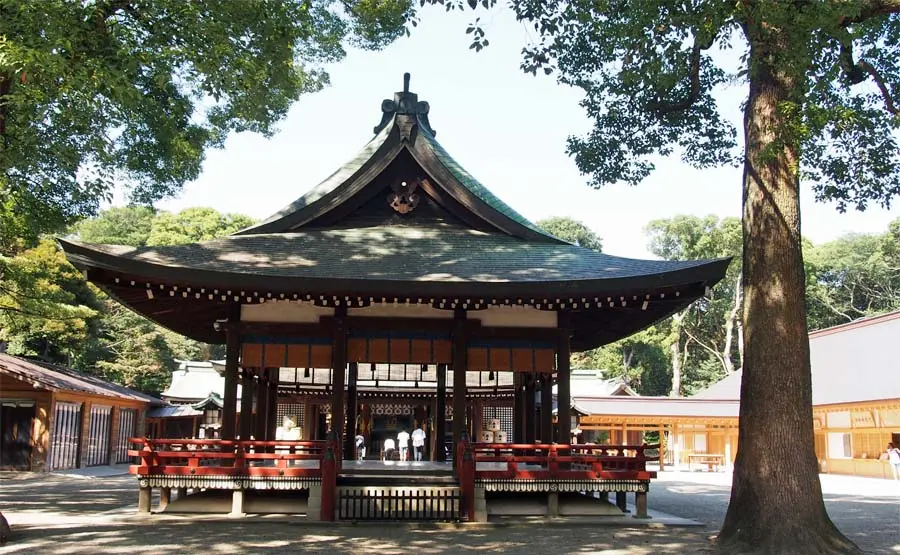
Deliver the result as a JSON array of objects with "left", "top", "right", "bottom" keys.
[
  {"left": 476, "top": 306, "right": 558, "bottom": 328},
  {"left": 348, "top": 304, "right": 453, "bottom": 319},
  {"left": 241, "top": 301, "right": 334, "bottom": 323}
]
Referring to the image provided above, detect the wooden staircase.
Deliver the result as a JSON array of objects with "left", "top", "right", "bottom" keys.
[{"left": 335, "top": 467, "right": 462, "bottom": 521}]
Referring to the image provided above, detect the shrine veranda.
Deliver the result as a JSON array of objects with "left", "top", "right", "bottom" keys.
[{"left": 61, "top": 75, "right": 728, "bottom": 521}]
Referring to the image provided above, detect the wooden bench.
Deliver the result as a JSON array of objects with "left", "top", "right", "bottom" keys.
[{"left": 688, "top": 453, "right": 725, "bottom": 472}]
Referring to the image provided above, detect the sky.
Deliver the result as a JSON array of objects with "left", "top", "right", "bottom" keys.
[{"left": 145, "top": 6, "right": 899, "bottom": 259}]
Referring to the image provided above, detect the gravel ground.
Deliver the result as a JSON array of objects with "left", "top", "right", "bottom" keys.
[{"left": 0, "top": 470, "right": 897, "bottom": 554}]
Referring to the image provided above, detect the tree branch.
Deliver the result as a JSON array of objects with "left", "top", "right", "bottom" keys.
[
  {"left": 840, "top": 0, "right": 900, "bottom": 25},
  {"left": 859, "top": 60, "right": 900, "bottom": 115},
  {"left": 647, "top": 29, "right": 717, "bottom": 116},
  {"left": 838, "top": 28, "right": 900, "bottom": 115}
]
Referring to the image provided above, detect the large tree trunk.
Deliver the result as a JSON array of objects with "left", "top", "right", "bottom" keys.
[{"left": 717, "top": 29, "right": 860, "bottom": 555}]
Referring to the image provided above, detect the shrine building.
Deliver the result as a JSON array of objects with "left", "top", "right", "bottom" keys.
[{"left": 59, "top": 75, "right": 729, "bottom": 521}]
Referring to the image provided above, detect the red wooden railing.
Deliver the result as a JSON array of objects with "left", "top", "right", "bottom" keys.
[
  {"left": 471, "top": 442, "right": 659, "bottom": 481},
  {"left": 127, "top": 438, "right": 326, "bottom": 478}
]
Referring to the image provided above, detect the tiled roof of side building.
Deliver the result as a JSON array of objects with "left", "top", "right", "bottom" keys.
[{"left": 0, "top": 353, "right": 163, "bottom": 405}]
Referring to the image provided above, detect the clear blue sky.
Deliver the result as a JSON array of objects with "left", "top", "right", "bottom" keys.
[{"left": 144, "top": 7, "right": 898, "bottom": 259}]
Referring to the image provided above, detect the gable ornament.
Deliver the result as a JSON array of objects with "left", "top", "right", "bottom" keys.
[{"left": 388, "top": 178, "right": 420, "bottom": 214}]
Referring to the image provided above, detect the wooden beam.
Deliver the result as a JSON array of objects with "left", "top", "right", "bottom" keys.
[
  {"left": 255, "top": 369, "right": 268, "bottom": 441},
  {"left": 524, "top": 372, "right": 536, "bottom": 443}
]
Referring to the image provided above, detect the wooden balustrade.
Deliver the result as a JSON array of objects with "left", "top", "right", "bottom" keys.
[
  {"left": 470, "top": 442, "right": 659, "bottom": 481},
  {"left": 127, "top": 438, "right": 326, "bottom": 478}
]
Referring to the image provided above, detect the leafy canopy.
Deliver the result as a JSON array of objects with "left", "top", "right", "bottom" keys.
[
  {"left": 536, "top": 216, "right": 603, "bottom": 251},
  {"left": 444, "top": 1, "right": 900, "bottom": 208},
  {"left": 0, "top": 0, "right": 415, "bottom": 251}
]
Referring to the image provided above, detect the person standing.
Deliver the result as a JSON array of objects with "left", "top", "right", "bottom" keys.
[
  {"left": 397, "top": 429, "right": 411, "bottom": 462},
  {"left": 411, "top": 425, "right": 426, "bottom": 462},
  {"left": 355, "top": 433, "right": 366, "bottom": 461},
  {"left": 887, "top": 443, "right": 900, "bottom": 480}
]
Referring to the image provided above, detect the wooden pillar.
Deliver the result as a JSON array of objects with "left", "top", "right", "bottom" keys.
[
  {"left": 267, "top": 374, "right": 278, "bottom": 443},
  {"left": 435, "top": 363, "right": 447, "bottom": 461},
  {"left": 255, "top": 369, "right": 268, "bottom": 441},
  {"left": 673, "top": 422, "right": 681, "bottom": 468},
  {"left": 659, "top": 424, "right": 666, "bottom": 471},
  {"left": 222, "top": 304, "right": 241, "bottom": 440},
  {"left": 331, "top": 307, "right": 348, "bottom": 460},
  {"left": 524, "top": 373, "right": 536, "bottom": 443},
  {"left": 556, "top": 312, "right": 571, "bottom": 444},
  {"left": 540, "top": 372, "right": 552, "bottom": 443},
  {"left": 239, "top": 368, "right": 254, "bottom": 440},
  {"left": 344, "top": 362, "right": 358, "bottom": 460},
  {"left": 513, "top": 373, "right": 524, "bottom": 443},
  {"left": 138, "top": 486, "right": 152, "bottom": 514},
  {"left": 452, "top": 308, "right": 468, "bottom": 467}
]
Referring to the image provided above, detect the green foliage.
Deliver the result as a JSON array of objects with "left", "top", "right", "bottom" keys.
[
  {"left": 0, "top": 0, "right": 415, "bottom": 250},
  {"left": 75, "top": 205, "right": 156, "bottom": 246},
  {"left": 1, "top": 206, "right": 245, "bottom": 393},
  {"left": 498, "top": 2, "right": 899, "bottom": 210},
  {"left": 146, "top": 207, "right": 255, "bottom": 246},
  {"left": 536, "top": 216, "right": 602, "bottom": 251},
  {"left": 92, "top": 299, "right": 176, "bottom": 395},
  {"left": 0, "top": 238, "right": 100, "bottom": 362},
  {"left": 805, "top": 220, "right": 900, "bottom": 330}
]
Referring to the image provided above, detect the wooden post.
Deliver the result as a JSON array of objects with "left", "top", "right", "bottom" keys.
[
  {"left": 452, "top": 308, "right": 468, "bottom": 468},
  {"left": 320, "top": 430, "right": 338, "bottom": 521},
  {"left": 513, "top": 372, "right": 524, "bottom": 443},
  {"left": 435, "top": 363, "right": 447, "bottom": 462},
  {"left": 331, "top": 307, "right": 348, "bottom": 462},
  {"left": 524, "top": 372, "right": 536, "bottom": 443},
  {"left": 556, "top": 312, "right": 571, "bottom": 444},
  {"left": 673, "top": 422, "right": 681, "bottom": 469},
  {"left": 344, "top": 362, "right": 358, "bottom": 460},
  {"left": 540, "top": 372, "right": 552, "bottom": 443},
  {"left": 659, "top": 424, "right": 666, "bottom": 471},
  {"left": 239, "top": 368, "right": 254, "bottom": 440},
  {"left": 458, "top": 431, "right": 475, "bottom": 521},
  {"left": 267, "top": 373, "right": 278, "bottom": 446},
  {"left": 615, "top": 491, "right": 627, "bottom": 513},
  {"left": 222, "top": 304, "right": 241, "bottom": 440},
  {"left": 634, "top": 491, "right": 649, "bottom": 518},
  {"left": 255, "top": 368, "right": 268, "bottom": 441}
]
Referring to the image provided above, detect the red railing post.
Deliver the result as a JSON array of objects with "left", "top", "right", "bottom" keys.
[{"left": 320, "top": 430, "right": 338, "bottom": 521}]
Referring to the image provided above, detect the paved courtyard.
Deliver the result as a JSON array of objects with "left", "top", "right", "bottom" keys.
[{"left": 0, "top": 469, "right": 897, "bottom": 554}]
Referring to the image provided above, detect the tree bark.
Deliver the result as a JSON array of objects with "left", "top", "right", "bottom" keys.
[
  {"left": 717, "top": 27, "right": 860, "bottom": 555},
  {"left": 669, "top": 341, "right": 681, "bottom": 397}
]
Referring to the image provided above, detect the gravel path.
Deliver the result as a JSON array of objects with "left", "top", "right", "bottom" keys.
[{"left": 0, "top": 470, "right": 897, "bottom": 554}]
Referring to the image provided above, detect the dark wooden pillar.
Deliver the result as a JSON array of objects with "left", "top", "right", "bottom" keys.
[
  {"left": 331, "top": 307, "right": 348, "bottom": 460},
  {"left": 255, "top": 368, "right": 268, "bottom": 441},
  {"left": 435, "top": 363, "right": 447, "bottom": 461},
  {"left": 344, "top": 362, "right": 358, "bottom": 460},
  {"left": 556, "top": 311, "right": 572, "bottom": 444},
  {"left": 267, "top": 372, "right": 278, "bottom": 443},
  {"left": 513, "top": 373, "right": 524, "bottom": 443},
  {"left": 524, "top": 372, "right": 536, "bottom": 443},
  {"left": 239, "top": 368, "right": 254, "bottom": 440},
  {"left": 452, "top": 308, "right": 468, "bottom": 467},
  {"left": 540, "top": 372, "right": 553, "bottom": 443},
  {"left": 222, "top": 304, "right": 241, "bottom": 440}
]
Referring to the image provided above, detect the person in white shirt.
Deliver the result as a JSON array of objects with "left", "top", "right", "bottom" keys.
[
  {"left": 411, "top": 425, "right": 426, "bottom": 461},
  {"left": 383, "top": 438, "right": 395, "bottom": 462},
  {"left": 355, "top": 434, "right": 366, "bottom": 461},
  {"left": 397, "top": 429, "right": 411, "bottom": 461},
  {"left": 887, "top": 443, "right": 900, "bottom": 480}
]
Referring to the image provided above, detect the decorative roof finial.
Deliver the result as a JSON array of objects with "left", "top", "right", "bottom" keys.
[{"left": 373, "top": 73, "right": 436, "bottom": 137}]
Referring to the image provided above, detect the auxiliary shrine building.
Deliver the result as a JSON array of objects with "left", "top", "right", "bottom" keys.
[{"left": 60, "top": 76, "right": 727, "bottom": 520}]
